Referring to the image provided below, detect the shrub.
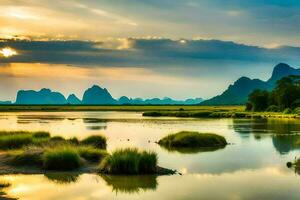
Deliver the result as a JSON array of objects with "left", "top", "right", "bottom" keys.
[
  {"left": 191, "top": 111, "right": 213, "bottom": 118},
  {"left": 32, "top": 131, "right": 50, "bottom": 138},
  {"left": 81, "top": 135, "right": 107, "bottom": 149},
  {"left": 68, "top": 137, "right": 79, "bottom": 145},
  {"left": 99, "top": 148, "right": 157, "bottom": 174},
  {"left": 142, "top": 112, "right": 163, "bottom": 117},
  {"left": 158, "top": 131, "right": 227, "bottom": 148},
  {"left": 78, "top": 146, "right": 108, "bottom": 162},
  {"left": 43, "top": 147, "right": 82, "bottom": 170}
]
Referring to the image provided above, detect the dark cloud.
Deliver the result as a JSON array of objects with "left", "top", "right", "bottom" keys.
[{"left": 0, "top": 38, "right": 300, "bottom": 67}]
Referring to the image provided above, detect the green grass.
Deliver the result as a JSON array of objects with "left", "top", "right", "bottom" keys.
[
  {"left": 99, "top": 148, "right": 157, "bottom": 174},
  {"left": 32, "top": 131, "right": 50, "bottom": 138},
  {"left": 0, "top": 131, "right": 34, "bottom": 149},
  {"left": 158, "top": 131, "right": 227, "bottom": 149},
  {"left": 0, "top": 105, "right": 244, "bottom": 112},
  {"left": 43, "top": 146, "right": 82, "bottom": 170},
  {"left": 9, "top": 148, "right": 43, "bottom": 166},
  {"left": 81, "top": 135, "right": 107, "bottom": 149},
  {"left": 1, "top": 131, "right": 109, "bottom": 171},
  {"left": 77, "top": 146, "right": 108, "bottom": 162}
]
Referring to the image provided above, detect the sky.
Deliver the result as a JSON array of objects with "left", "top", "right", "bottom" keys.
[{"left": 0, "top": 0, "right": 300, "bottom": 101}]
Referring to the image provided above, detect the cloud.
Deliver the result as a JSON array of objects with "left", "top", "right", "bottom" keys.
[{"left": 0, "top": 38, "right": 299, "bottom": 67}]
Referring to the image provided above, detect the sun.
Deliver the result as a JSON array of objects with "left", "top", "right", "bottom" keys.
[{"left": 0, "top": 47, "right": 18, "bottom": 58}]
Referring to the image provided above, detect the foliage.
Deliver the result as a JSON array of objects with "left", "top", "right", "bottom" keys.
[{"left": 248, "top": 76, "right": 300, "bottom": 112}]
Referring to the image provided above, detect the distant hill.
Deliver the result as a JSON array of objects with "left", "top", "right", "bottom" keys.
[
  {"left": 67, "top": 94, "right": 81, "bottom": 104},
  {"left": 16, "top": 88, "right": 67, "bottom": 105},
  {"left": 82, "top": 85, "right": 117, "bottom": 105},
  {"left": 118, "top": 96, "right": 203, "bottom": 105},
  {"left": 12, "top": 85, "right": 203, "bottom": 105},
  {"left": 201, "top": 63, "right": 300, "bottom": 105},
  {"left": 0, "top": 101, "right": 11, "bottom": 105}
]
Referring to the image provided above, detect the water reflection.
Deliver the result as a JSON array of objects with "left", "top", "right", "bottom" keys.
[
  {"left": 44, "top": 173, "right": 80, "bottom": 184},
  {"left": 0, "top": 182, "right": 16, "bottom": 200},
  {"left": 232, "top": 119, "right": 300, "bottom": 154},
  {"left": 101, "top": 175, "right": 157, "bottom": 194},
  {"left": 159, "top": 145, "right": 225, "bottom": 154},
  {"left": 17, "top": 115, "right": 65, "bottom": 124}
]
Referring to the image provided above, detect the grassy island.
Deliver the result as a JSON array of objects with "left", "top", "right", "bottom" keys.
[
  {"left": 0, "top": 131, "right": 174, "bottom": 175},
  {"left": 158, "top": 131, "right": 227, "bottom": 153}
]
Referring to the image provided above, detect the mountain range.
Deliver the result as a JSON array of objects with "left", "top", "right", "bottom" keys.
[
  {"left": 201, "top": 63, "right": 300, "bottom": 105},
  {"left": 13, "top": 85, "right": 203, "bottom": 105},
  {"left": 4, "top": 63, "right": 299, "bottom": 105}
]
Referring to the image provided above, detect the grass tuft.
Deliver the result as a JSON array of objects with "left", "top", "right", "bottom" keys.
[
  {"left": 43, "top": 146, "right": 82, "bottom": 170},
  {"left": 81, "top": 135, "right": 107, "bottom": 149},
  {"left": 77, "top": 146, "right": 108, "bottom": 162},
  {"left": 99, "top": 148, "right": 157, "bottom": 174}
]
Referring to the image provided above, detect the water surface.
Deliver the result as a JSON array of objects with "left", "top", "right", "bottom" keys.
[{"left": 1, "top": 112, "right": 300, "bottom": 200}]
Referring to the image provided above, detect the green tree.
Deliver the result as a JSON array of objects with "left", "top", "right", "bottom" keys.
[
  {"left": 271, "top": 76, "right": 300, "bottom": 109},
  {"left": 248, "top": 89, "right": 269, "bottom": 111}
]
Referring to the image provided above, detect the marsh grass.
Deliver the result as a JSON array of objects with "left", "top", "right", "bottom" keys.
[
  {"left": 81, "top": 135, "right": 107, "bottom": 149},
  {"left": 9, "top": 147, "right": 43, "bottom": 166},
  {"left": 43, "top": 146, "right": 82, "bottom": 170},
  {"left": 0, "top": 131, "right": 53, "bottom": 150},
  {"left": 32, "top": 131, "right": 50, "bottom": 138},
  {"left": 78, "top": 146, "right": 108, "bottom": 162},
  {"left": 0, "top": 131, "right": 109, "bottom": 171},
  {"left": 99, "top": 148, "right": 157, "bottom": 174},
  {"left": 158, "top": 131, "right": 227, "bottom": 149}
]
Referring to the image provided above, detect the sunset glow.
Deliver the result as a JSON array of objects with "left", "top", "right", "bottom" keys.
[{"left": 0, "top": 47, "right": 18, "bottom": 58}]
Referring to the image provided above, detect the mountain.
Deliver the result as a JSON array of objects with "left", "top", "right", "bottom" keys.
[
  {"left": 117, "top": 96, "right": 203, "bottom": 105},
  {"left": 267, "top": 63, "right": 300, "bottom": 84},
  {"left": 201, "top": 63, "right": 300, "bottom": 105},
  {"left": 16, "top": 88, "right": 67, "bottom": 104},
  {"left": 11, "top": 85, "right": 203, "bottom": 105},
  {"left": 0, "top": 101, "right": 11, "bottom": 104},
  {"left": 82, "top": 85, "right": 117, "bottom": 105},
  {"left": 67, "top": 94, "right": 81, "bottom": 104}
]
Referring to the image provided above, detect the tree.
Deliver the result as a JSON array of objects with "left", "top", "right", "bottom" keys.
[
  {"left": 248, "top": 89, "right": 269, "bottom": 111},
  {"left": 271, "top": 76, "right": 300, "bottom": 109}
]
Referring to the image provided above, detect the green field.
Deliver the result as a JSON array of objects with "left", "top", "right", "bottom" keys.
[
  {"left": 0, "top": 105, "right": 298, "bottom": 119},
  {"left": 0, "top": 105, "right": 245, "bottom": 112}
]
